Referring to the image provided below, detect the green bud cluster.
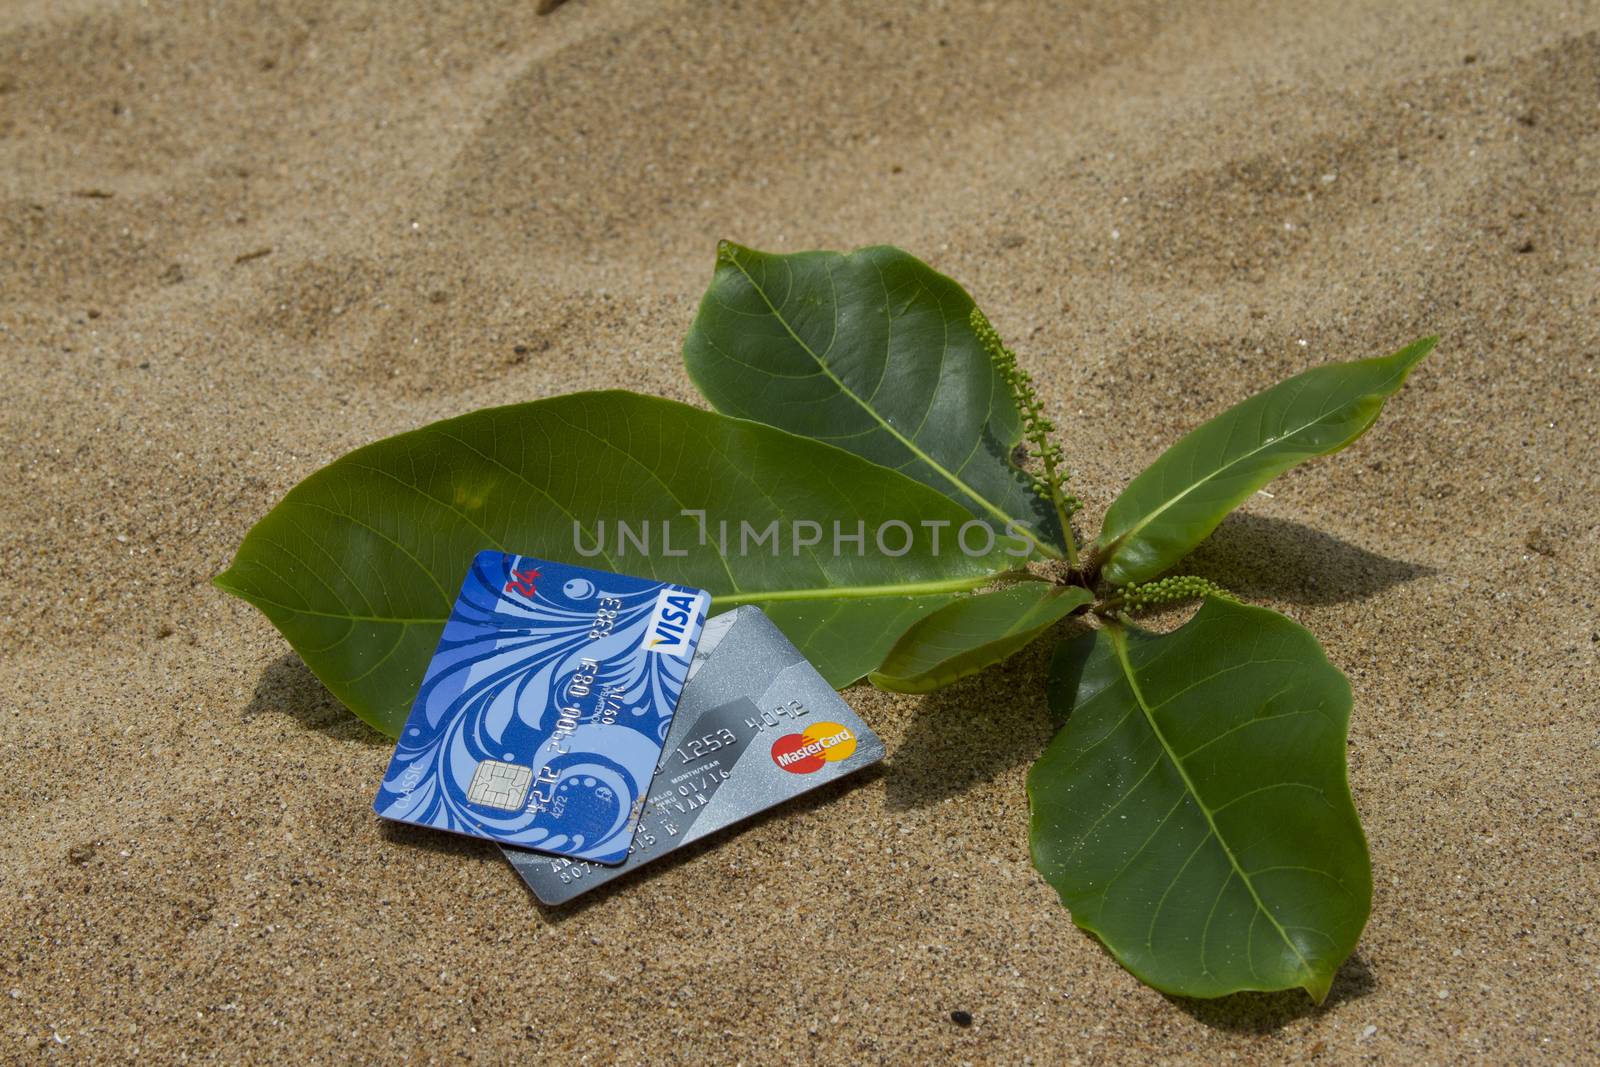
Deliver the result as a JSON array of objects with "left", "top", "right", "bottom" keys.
[
  {"left": 1120, "top": 576, "right": 1237, "bottom": 612},
  {"left": 970, "top": 308, "right": 1082, "bottom": 519}
]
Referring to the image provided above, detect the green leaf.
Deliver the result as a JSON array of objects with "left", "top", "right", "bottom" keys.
[
  {"left": 215, "top": 391, "right": 1019, "bottom": 736},
  {"left": 683, "top": 242, "right": 1063, "bottom": 559},
  {"left": 1096, "top": 337, "right": 1436, "bottom": 586},
  {"left": 870, "top": 582, "right": 1092, "bottom": 693},
  {"left": 1028, "top": 599, "right": 1371, "bottom": 1001}
]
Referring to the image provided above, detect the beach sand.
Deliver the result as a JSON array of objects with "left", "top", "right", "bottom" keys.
[{"left": 3, "top": 0, "right": 1597, "bottom": 1061}]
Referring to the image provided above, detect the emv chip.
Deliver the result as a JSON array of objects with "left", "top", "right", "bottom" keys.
[{"left": 467, "top": 760, "right": 533, "bottom": 811}]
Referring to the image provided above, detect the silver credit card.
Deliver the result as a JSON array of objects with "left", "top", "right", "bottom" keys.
[{"left": 503, "top": 606, "right": 884, "bottom": 904}]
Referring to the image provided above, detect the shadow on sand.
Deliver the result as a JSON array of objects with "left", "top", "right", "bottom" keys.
[
  {"left": 243, "top": 651, "right": 388, "bottom": 746},
  {"left": 1182, "top": 512, "right": 1434, "bottom": 605},
  {"left": 1169, "top": 953, "right": 1379, "bottom": 1031},
  {"left": 883, "top": 619, "right": 1087, "bottom": 812}
]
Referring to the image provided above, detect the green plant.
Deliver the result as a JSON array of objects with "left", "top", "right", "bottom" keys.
[{"left": 216, "top": 242, "right": 1434, "bottom": 1003}]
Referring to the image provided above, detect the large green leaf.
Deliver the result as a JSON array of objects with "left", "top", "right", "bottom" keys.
[
  {"left": 870, "top": 582, "right": 1092, "bottom": 693},
  {"left": 1096, "top": 337, "right": 1436, "bottom": 586},
  {"left": 1028, "top": 599, "right": 1371, "bottom": 1001},
  {"left": 682, "top": 242, "right": 1063, "bottom": 559},
  {"left": 215, "top": 391, "right": 1019, "bottom": 736}
]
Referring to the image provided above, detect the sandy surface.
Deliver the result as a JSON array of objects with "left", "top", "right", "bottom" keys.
[{"left": 3, "top": 0, "right": 1598, "bottom": 1062}]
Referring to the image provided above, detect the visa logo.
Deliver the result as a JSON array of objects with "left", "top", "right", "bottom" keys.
[{"left": 645, "top": 588, "right": 705, "bottom": 657}]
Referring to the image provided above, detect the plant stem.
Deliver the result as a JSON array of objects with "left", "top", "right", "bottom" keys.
[
  {"left": 1040, "top": 452, "right": 1080, "bottom": 569},
  {"left": 1093, "top": 594, "right": 1124, "bottom": 616}
]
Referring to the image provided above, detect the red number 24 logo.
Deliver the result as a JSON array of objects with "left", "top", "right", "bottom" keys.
[{"left": 504, "top": 567, "right": 540, "bottom": 598}]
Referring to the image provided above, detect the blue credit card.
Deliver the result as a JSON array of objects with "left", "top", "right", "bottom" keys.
[{"left": 373, "top": 550, "right": 709, "bottom": 863}]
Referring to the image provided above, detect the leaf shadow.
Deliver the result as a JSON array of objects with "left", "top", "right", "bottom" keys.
[
  {"left": 882, "top": 618, "right": 1093, "bottom": 812},
  {"left": 1164, "top": 951, "right": 1378, "bottom": 1033},
  {"left": 1182, "top": 513, "right": 1434, "bottom": 605},
  {"left": 243, "top": 651, "right": 388, "bottom": 746},
  {"left": 982, "top": 423, "right": 1064, "bottom": 549}
]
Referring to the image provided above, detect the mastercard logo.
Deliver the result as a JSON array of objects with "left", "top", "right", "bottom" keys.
[{"left": 770, "top": 722, "right": 858, "bottom": 774}]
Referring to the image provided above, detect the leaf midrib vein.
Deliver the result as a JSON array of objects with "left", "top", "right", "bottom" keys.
[
  {"left": 1112, "top": 374, "right": 1328, "bottom": 554},
  {"left": 226, "top": 575, "right": 1001, "bottom": 619},
  {"left": 725, "top": 252, "right": 1060, "bottom": 561},
  {"left": 1110, "top": 625, "right": 1316, "bottom": 980},
  {"left": 1106, "top": 363, "right": 1410, "bottom": 560}
]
